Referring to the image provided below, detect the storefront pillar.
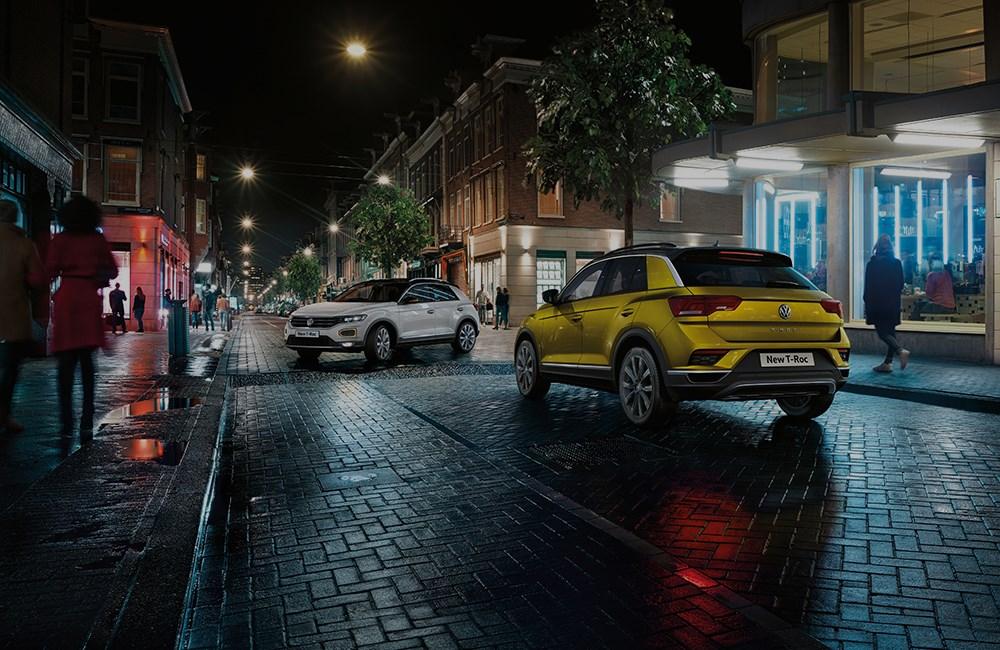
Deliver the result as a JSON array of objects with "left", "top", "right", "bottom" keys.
[
  {"left": 990, "top": 142, "right": 999, "bottom": 363},
  {"left": 826, "top": 165, "right": 851, "bottom": 306}
]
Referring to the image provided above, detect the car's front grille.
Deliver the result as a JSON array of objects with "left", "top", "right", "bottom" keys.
[{"left": 290, "top": 316, "right": 339, "bottom": 328}]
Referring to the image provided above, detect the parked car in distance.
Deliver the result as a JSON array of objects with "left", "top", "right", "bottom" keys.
[
  {"left": 515, "top": 244, "right": 850, "bottom": 427},
  {"left": 285, "top": 278, "right": 481, "bottom": 362}
]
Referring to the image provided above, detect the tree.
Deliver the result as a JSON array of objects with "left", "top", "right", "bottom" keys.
[
  {"left": 524, "top": 0, "right": 734, "bottom": 246},
  {"left": 286, "top": 251, "right": 323, "bottom": 303},
  {"left": 349, "top": 184, "right": 432, "bottom": 277}
]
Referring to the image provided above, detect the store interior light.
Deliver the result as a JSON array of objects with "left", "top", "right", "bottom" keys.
[
  {"left": 735, "top": 157, "right": 804, "bottom": 172},
  {"left": 892, "top": 133, "right": 985, "bottom": 149},
  {"left": 196, "top": 262, "right": 212, "bottom": 274},
  {"left": 880, "top": 167, "right": 952, "bottom": 180}
]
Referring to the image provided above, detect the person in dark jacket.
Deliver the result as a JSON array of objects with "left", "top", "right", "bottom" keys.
[
  {"left": 493, "top": 287, "right": 503, "bottom": 330},
  {"left": 863, "top": 234, "right": 910, "bottom": 373},
  {"left": 109, "top": 282, "right": 127, "bottom": 334},
  {"left": 133, "top": 287, "right": 146, "bottom": 333}
]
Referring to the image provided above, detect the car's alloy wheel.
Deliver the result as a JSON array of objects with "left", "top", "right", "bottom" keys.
[
  {"left": 374, "top": 326, "right": 392, "bottom": 360},
  {"left": 454, "top": 322, "right": 476, "bottom": 353},
  {"left": 515, "top": 339, "right": 549, "bottom": 399},
  {"left": 618, "top": 347, "right": 673, "bottom": 427}
]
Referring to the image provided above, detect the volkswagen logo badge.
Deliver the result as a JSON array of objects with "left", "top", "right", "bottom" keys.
[
  {"left": 306, "top": 318, "right": 314, "bottom": 327},
  {"left": 778, "top": 304, "right": 792, "bottom": 320}
]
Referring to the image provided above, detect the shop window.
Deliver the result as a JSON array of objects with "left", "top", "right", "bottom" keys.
[
  {"left": 660, "top": 186, "right": 680, "bottom": 222},
  {"left": 855, "top": 0, "right": 984, "bottom": 93},
  {"left": 103, "top": 250, "right": 130, "bottom": 316},
  {"left": 473, "top": 256, "right": 502, "bottom": 299},
  {"left": 538, "top": 179, "right": 563, "bottom": 217},
  {"left": 751, "top": 170, "right": 828, "bottom": 289},
  {"left": 536, "top": 251, "right": 566, "bottom": 306},
  {"left": 196, "top": 154, "right": 207, "bottom": 181},
  {"left": 106, "top": 61, "right": 141, "bottom": 122},
  {"left": 72, "top": 56, "right": 88, "bottom": 118},
  {"left": 196, "top": 199, "right": 207, "bottom": 234},
  {"left": 757, "top": 13, "right": 828, "bottom": 119},
  {"left": 851, "top": 152, "right": 986, "bottom": 327},
  {"left": 104, "top": 143, "right": 141, "bottom": 205}
]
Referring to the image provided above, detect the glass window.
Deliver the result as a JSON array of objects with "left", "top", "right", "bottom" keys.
[
  {"left": 72, "top": 142, "right": 87, "bottom": 194},
  {"left": 752, "top": 170, "right": 828, "bottom": 289},
  {"left": 473, "top": 115, "right": 482, "bottom": 160},
  {"left": 538, "top": 179, "right": 563, "bottom": 217},
  {"left": 72, "top": 57, "right": 88, "bottom": 118},
  {"left": 103, "top": 250, "right": 131, "bottom": 316},
  {"left": 562, "top": 262, "right": 606, "bottom": 302},
  {"left": 851, "top": 152, "right": 986, "bottom": 327},
  {"left": 105, "top": 143, "right": 141, "bottom": 205},
  {"left": 575, "top": 251, "right": 603, "bottom": 272},
  {"left": 758, "top": 13, "right": 828, "bottom": 118},
  {"left": 660, "top": 186, "right": 680, "bottom": 222},
  {"left": 464, "top": 184, "right": 471, "bottom": 228},
  {"left": 497, "top": 166, "right": 506, "bottom": 219},
  {"left": 856, "top": 0, "right": 984, "bottom": 93},
  {"left": 473, "top": 256, "right": 502, "bottom": 298},
  {"left": 107, "top": 61, "right": 141, "bottom": 121},
  {"left": 196, "top": 154, "right": 207, "bottom": 181},
  {"left": 485, "top": 171, "right": 495, "bottom": 223},
  {"left": 602, "top": 256, "right": 648, "bottom": 295},
  {"left": 484, "top": 106, "right": 495, "bottom": 152},
  {"left": 496, "top": 96, "right": 504, "bottom": 146},
  {"left": 196, "top": 198, "right": 207, "bottom": 234},
  {"left": 536, "top": 251, "right": 566, "bottom": 306},
  {"left": 674, "top": 249, "right": 815, "bottom": 289}
]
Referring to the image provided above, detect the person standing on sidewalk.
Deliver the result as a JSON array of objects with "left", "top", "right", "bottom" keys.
[
  {"left": 0, "top": 199, "right": 47, "bottom": 434},
  {"left": 47, "top": 196, "right": 118, "bottom": 440},
  {"left": 864, "top": 234, "right": 910, "bottom": 373},
  {"left": 475, "top": 285, "right": 489, "bottom": 324},
  {"left": 216, "top": 292, "right": 230, "bottom": 331},
  {"left": 500, "top": 288, "right": 511, "bottom": 329},
  {"left": 133, "top": 287, "right": 146, "bottom": 333},
  {"left": 189, "top": 291, "right": 202, "bottom": 329},
  {"left": 202, "top": 285, "right": 217, "bottom": 332},
  {"left": 493, "top": 287, "right": 503, "bottom": 330},
  {"left": 109, "top": 283, "right": 127, "bottom": 335}
]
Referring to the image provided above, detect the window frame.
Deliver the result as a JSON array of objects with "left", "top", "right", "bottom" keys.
[
  {"left": 598, "top": 255, "right": 650, "bottom": 297},
  {"left": 196, "top": 154, "right": 207, "bottom": 181},
  {"left": 659, "top": 186, "right": 681, "bottom": 223},
  {"left": 72, "top": 55, "right": 89, "bottom": 119},
  {"left": 105, "top": 58, "right": 142, "bottom": 123},
  {"left": 103, "top": 140, "right": 142, "bottom": 207},
  {"left": 538, "top": 179, "right": 563, "bottom": 218},
  {"left": 195, "top": 198, "right": 208, "bottom": 234}
]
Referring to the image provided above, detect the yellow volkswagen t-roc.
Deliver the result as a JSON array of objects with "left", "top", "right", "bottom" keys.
[{"left": 515, "top": 244, "right": 850, "bottom": 426}]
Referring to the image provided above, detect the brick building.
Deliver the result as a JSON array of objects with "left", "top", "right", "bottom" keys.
[
  {"left": 70, "top": 18, "right": 193, "bottom": 330},
  {"left": 184, "top": 142, "right": 222, "bottom": 293}
]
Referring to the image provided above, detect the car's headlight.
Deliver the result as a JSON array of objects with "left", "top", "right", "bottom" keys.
[{"left": 336, "top": 314, "right": 368, "bottom": 324}]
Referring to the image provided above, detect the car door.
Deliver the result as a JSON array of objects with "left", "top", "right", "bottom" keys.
[
  {"left": 427, "top": 284, "right": 464, "bottom": 336},
  {"left": 539, "top": 261, "right": 607, "bottom": 368},
  {"left": 397, "top": 285, "right": 439, "bottom": 340},
  {"left": 578, "top": 256, "right": 646, "bottom": 367}
]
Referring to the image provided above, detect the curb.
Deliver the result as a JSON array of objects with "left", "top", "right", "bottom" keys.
[{"left": 841, "top": 382, "right": 1000, "bottom": 414}]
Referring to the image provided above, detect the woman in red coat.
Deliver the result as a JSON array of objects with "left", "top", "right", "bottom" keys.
[{"left": 47, "top": 197, "right": 117, "bottom": 440}]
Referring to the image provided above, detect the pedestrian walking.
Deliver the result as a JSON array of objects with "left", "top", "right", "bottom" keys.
[
  {"left": 202, "top": 285, "right": 217, "bottom": 331},
  {"left": 47, "top": 196, "right": 118, "bottom": 440},
  {"left": 500, "top": 288, "right": 511, "bottom": 329},
  {"left": 189, "top": 291, "right": 202, "bottom": 328},
  {"left": 216, "top": 293, "right": 230, "bottom": 331},
  {"left": 133, "top": 287, "right": 146, "bottom": 333},
  {"left": 493, "top": 287, "right": 503, "bottom": 330},
  {"left": 109, "top": 282, "right": 127, "bottom": 334},
  {"left": 161, "top": 288, "right": 172, "bottom": 330},
  {"left": 475, "top": 284, "right": 490, "bottom": 324},
  {"left": 0, "top": 199, "right": 46, "bottom": 434},
  {"left": 863, "top": 234, "right": 910, "bottom": 373}
]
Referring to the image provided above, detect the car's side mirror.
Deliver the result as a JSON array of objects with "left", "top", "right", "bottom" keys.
[{"left": 542, "top": 289, "right": 560, "bottom": 305}]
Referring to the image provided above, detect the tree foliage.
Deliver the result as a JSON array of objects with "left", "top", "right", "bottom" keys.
[
  {"left": 286, "top": 251, "right": 323, "bottom": 303},
  {"left": 524, "top": 0, "right": 734, "bottom": 245},
  {"left": 349, "top": 184, "right": 432, "bottom": 277}
]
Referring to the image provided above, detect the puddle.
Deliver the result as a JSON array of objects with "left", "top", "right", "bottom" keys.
[
  {"left": 126, "top": 439, "right": 185, "bottom": 466},
  {"left": 100, "top": 388, "right": 202, "bottom": 425}
]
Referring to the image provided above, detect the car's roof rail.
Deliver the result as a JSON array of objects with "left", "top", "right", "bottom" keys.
[{"left": 602, "top": 242, "right": 677, "bottom": 257}]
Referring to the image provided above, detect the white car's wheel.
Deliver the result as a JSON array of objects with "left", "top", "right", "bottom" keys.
[
  {"left": 452, "top": 321, "right": 477, "bottom": 353},
  {"left": 364, "top": 324, "right": 394, "bottom": 363}
]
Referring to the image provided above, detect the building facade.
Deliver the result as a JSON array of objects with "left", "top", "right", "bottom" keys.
[
  {"left": 184, "top": 143, "right": 222, "bottom": 293},
  {"left": 405, "top": 118, "right": 445, "bottom": 280},
  {"left": 653, "top": 0, "right": 1000, "bottom": 363},
  {"left": 70, "top": 18, "right": 192, "bottom": 330}
]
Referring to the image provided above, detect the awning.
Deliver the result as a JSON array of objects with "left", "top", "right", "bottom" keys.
[{"left": 0, "top": 82, "right": 79, "bottom": 187}]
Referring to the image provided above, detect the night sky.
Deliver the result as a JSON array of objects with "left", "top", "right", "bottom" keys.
[{"left": 90, "top": 0, "right": 749, "bottom": 272}]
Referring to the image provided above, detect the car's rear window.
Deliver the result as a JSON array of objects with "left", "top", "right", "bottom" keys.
[{"left": 673, "top": 250, "right": 815, "bottom": 289}]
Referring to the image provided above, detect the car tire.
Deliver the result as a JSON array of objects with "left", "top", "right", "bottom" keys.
[
  {"left": 364, "top": 324, "right": 394, "bottom": 363},
  {"left": 776, "top": 394, "right": 834, "bottom": 419},
  {"left": 297, "top": 349, "right": 321, "bottom": 362},
  {"left": 452, "top": 320, "right": 478, "bottom": 354},
  {"left": 618, "top": 346, "right": 675, "bottom": 428},
  {"left": 515, "top": 338, "right": 550, "bottom": 399}
]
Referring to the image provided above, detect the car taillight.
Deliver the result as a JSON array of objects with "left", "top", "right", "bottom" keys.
[
  {"left": 688, "top": 349, "right": 729, "bottom": 366},
  {"left": 669, "top": 295, "right": 742, "bottom": 317},
  {"left": 820, "top": 299, "right": 843, "bottom": 319},
  {"left": 838, "top": 348, "right": 850, "bottom": 362}
]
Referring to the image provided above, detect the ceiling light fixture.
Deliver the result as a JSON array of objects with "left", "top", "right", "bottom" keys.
[
  {"left": 892, "top": 133, "right": 985, "bottom": 149},
  {"left": 880, "top": 167, "right": 952, "bottom": 180},
  {"left": 735, "top": 157, "right": 804, "bottom": 172}
]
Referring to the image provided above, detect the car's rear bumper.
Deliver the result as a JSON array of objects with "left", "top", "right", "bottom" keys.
[{"left": 663, "top": 350, "right": 848, "bottom": 401}]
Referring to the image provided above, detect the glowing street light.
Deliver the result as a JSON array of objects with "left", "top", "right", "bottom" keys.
[
  {"left": 346, "top": 42, "right": 367, "bottom": 59},
  {"left": 271, "top": 279, "right": 277, "bottom": 286},
  {"left": 240, "top": 215, "right": 254, "bottom": 230},
  {"left": 241, "top": 243, "right": 253, "bottom": 255},
  {"left": 302, "top": 246, "right": 314, "bottom": 257},
  {"left": 243, "top": 260, "right": 250, "bottom": 267},
  {"left": 239, "top": 166, "right": 256, "bottom": 181},
  {"left": 282, "top": 270, "right": 289, "bottom": 277},
  {"left": 328, "top": 223, "right": 339, "bottom": 234},
  {"left": 376, "top": 174, "right": 391, "bottom": 186}
]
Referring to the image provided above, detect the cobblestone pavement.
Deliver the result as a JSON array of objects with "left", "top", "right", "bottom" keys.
[
  {"left": 183, "top": 316, "right": 1000, "bottom": 649},
  {"left": 0, "top": 326, "right": 227, "bottom": 648}
]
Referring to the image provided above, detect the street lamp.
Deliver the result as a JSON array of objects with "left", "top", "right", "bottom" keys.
[
  {"left": 243, "top": 260, "right": 250, "bottom": 267},
  {"left": 328, "top": 223, "right": 339, "bottom": 234},
  {"left": 303, "top": 246, "right": 314, "bottom": 257},
  {"left": 241, "top": 243, "right": 252, "bottom": 255},
  {"left": 376, "top": 174, "right": 391, "bottom": 186},
  {"left": 346, "top": 41, "right": 367, "bottom": 59},
  {"left": 240, "top": 215, "right": 254, "bottom": 230},
  {"left": 282, "top": 270, "right": 289, "bottom": 277},
  {"left": 271, "top": 279, "right": 277, "bottom": 286},
  {"left": 239, "top": 166, "right": 256, "bottom": 181}
]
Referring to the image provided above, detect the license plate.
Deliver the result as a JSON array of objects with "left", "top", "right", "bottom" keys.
[
  {"left": 298, "top": 330, "right": 320, "bottom": 338},
  {"left": 760, "top": 352, "right": 814, "bottom": 368}
]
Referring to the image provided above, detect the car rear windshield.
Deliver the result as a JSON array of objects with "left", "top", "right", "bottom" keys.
[
  {"left": 672, "top": 250, "right": 816, "bottom": 289},
  {"left": 335, "top": 282, "right": 407, "bottom": 302}
]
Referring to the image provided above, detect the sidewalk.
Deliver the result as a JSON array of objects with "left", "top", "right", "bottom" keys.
[{"left": 0, "top": 323, "right": 230, "bottom": 648}]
